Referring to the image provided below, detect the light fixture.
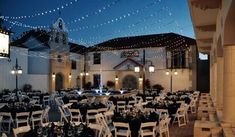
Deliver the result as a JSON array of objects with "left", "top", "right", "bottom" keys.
[
  {"left": 69, "top": 73, "right": 72, "bottom": 79},
  {"left": 134, "top": 66, "right": 140, "bottom": 72},
  {"left": 139, "top": 77, "right": 143, "bottom": 81},
  {"left": 85, "top": 72, "right": 89, "bottom": 76},
  {"left": 115, "top": 75, "right": 119, "bottom": 81},
  {"left": 11, "top": 70, "right": 15, "bottom": 74},
  {"left": 17, "top": 68, "right": 23, "bottom": 74},
  {"left": 80, "top": 72, "right": 84, "bottom": 76},
  {"left": 148, "top": 64, "right": 155, "bottom": 73},
  {"left": 165, "top": 71, "right": 170, "bottom": 75},
  {"left": 11, "top": 59, "right": 23, "bottom": 90},
  {"left": 52, "top": 73, "right": 56, "bottom": 78},
  {"left": 174, "top": 71, "right": 178, "bottom": 75}
]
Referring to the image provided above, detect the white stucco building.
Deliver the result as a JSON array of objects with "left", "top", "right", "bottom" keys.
[
  {"left": 0, "top": 18, "right": 198, "bottom": 92},
  {"left": 85, "top": 33, "right": 198, "bottom": 92},
  {"left": 0, "top": 18, "right": 85, "bottom": 92}
]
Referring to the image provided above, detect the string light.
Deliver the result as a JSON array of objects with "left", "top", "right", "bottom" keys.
[
  {"left": 68, "top": 1, "right": 165, "bottom": 32},
  {"left": 66, "top": 0, "right": 122, "bottom": 25},
  {"left": 2, "top": 0, "right": 79, "bottom": 20}
]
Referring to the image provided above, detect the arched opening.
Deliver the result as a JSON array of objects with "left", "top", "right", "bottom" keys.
[
  {"left": 55, "top": 73, "right": 64, "bottom": 91},
  {"left": 223, "top": 0, "right": 235, "bottom": 45},
  {"left": 122, "top": 75, "right": 138, "bottom": 90}
]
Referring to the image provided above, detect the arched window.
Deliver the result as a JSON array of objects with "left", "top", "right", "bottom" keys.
[
  {"left": 62, "top": 34, "right": 66, "bottom": 44},
  {"left": 55, "top": 32, "right": 59, "bottom": 43}
]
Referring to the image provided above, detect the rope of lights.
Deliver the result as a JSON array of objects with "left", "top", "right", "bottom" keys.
[
  {"left": 2, "top": 0, "right": 79, "bottom": 20},
  {"left": 68, "top": 0, "right": 164, "bottom": 31}
]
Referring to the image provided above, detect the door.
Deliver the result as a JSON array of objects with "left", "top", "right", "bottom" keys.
[
  {"left": 122, "top": 75, "right": 138, "bottom": 90},
  {"left": 55, "top": 73, "right": 64, "bottom": 91}
]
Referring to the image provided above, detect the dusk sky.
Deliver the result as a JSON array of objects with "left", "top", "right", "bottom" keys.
[{"left": 0, "top": 0, "right": 195, "bottom": 47}]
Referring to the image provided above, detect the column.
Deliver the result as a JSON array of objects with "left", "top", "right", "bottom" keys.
[
  {"left": 216, "top": 57, "right": 223, "bottom": 111},
  {"left": 223, "top": 45, "right": 235, "bottom": 127},
  {"left": 210, "top": 54, "right": 215, "bottom": 100},
  {"left": 213, "top": 61, "right": 218, "bottom": 106}
]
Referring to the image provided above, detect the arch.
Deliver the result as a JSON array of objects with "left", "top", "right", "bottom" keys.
[
  {"left": 223, "top": 0, "right": 235, "bottom": 45},
  {"left": 55, "top": 72, "right": 64, "bottom": 91},
  {"left": 122, "top": 75, "right": 138, "bottom": 90}
]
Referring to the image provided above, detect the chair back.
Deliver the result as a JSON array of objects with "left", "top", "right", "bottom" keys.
[
  {"left": 13, "top": 126, "right": 31, "bottom": 137},
  {"left": 140, "top": 122, "right": 157, "bottom": 135},
  {"left": 146, "top": 96, "right": 153, "bottom": 102},
  {"left": 59, "top": 107, "right": 69, "bottom": 123},
  {"left": 87, "top": 109, "right": 98, "bottom": 123},
  {"left": 104, "top": 110, "right": 114, "bottom": 125},
  {"left": 32, "top": 110, "right": 43, "bottom": 119},
  {"left": 16, "top": 112, "right": 30, "bottom": 127},
  {"left": 88, "top": 123, "right": 103, "bottom": 137},
  {"left": 98, "top": 108, "right": 108, "bottom": 114}
]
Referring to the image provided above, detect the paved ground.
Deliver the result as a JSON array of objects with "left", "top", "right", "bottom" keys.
[{"left": 169, "top": 113, "right": 196, "bottom": 137}]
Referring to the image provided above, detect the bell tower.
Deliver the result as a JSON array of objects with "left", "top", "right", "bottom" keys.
[
  {"left": 49, "top": 18, "right": 69, "bottom": 52},
  {"left": 49, "top": 18, "right": 71, "bottom": 92}
]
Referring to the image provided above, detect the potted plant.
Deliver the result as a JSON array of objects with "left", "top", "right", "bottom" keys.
[
  {"left": 152, "top": 84, "right": 164, "bottom": 93},
  {"left": 106, "top": 81, "right": 115, "bottom": 89}
]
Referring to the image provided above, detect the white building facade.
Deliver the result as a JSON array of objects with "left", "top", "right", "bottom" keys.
[{"left": 0, "top": 18, "right": 198, "bottom": 92}]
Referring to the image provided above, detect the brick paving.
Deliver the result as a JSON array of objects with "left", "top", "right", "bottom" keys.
[{"left": 169, "top": 113, "right": 196, "bottom": 137}]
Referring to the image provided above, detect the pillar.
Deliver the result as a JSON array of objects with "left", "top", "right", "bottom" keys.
[
  {"left": 213, "top": 61, "right": 218, "bottom": 106},
  {"left": 210, "top": 53, "right": 215, "bottom": 101},
  {"left": 222, "top": 45, "right": 235, "bottom": 127},
  {"left": 216, "top": 57, "right": 223, "bottom": 111}
]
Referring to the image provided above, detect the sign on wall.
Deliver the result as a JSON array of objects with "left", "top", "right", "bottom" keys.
[
  {"left": 120, "top": 50, "right": 139, "bottom": 58},
  {"left": 0, "top": 32, "right": 10, "bottom": 58}
]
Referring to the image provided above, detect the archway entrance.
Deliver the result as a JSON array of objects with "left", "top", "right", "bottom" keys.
[
  {"left": 55, "top": 73, "right": 64, "bottom": 91},
  {"left": 122, "top": 75, "right": 138, "bottom": 90}
]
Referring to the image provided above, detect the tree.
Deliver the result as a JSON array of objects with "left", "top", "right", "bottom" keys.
[
  {"left": 106, "top": 81, "right": 115, "bottom": 88},
  {"left": 152, "top": 84, "right": 164, "bottom": 91}
]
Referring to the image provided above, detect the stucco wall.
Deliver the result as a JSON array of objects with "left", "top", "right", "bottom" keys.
[
  {"left": 86, "top": 47, "right": 196, "bottom": 91},
  {"left": 0, "top": 47, "right": 49, "bottom": 91}
]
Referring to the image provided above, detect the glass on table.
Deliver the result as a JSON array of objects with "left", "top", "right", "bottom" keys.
[{"left": 37, "top": 126, "right": 43, "bottom": 135}]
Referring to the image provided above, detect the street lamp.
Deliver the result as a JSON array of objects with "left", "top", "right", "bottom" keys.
[
  {"left": 11, "top": 58, "right": 23, "bottom": 90},
  {"left": 165, "top": 69, "right": 178, "bottom": 92},
  {"left": 134, "top": 49, "right": 154, "bottom": 95}
]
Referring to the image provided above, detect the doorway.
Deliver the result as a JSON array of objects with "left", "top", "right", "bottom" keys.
[
  {"left": 122, "top": 75, "right": 138, "bottom": 90},
  {"left": 55, "top": 73, "right": 64, "bottom": 91}
]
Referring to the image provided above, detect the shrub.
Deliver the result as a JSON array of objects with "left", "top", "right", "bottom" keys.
[
  {"left": 84, "top": 82, "right": 92, "bottom": 90},
  {"left": 106, "top": 81, "right": 115, "bottom": 88},
  {"left": 152, "top": 84, "right": 164, "bottom": 91},
  {"left": 145, "top": 79, "right": 151, "bottom": 89},
  {"left": 23, "top": 84, "right": 32, "bottom": 92}
]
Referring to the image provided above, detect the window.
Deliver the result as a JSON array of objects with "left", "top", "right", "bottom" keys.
[
  {"left": 71, "top": 60, "right": 76, "bottom": 70},
  {"left": 93, "top": 74, "right": 101, "bottom": 88},
  {"left": 167, "top": 50, "right": 186, "bottom": 69},
  {"left": 62, "top": 34, "right": 66, "bottom": 44},
  {"left": 55, "top": 32, "right": 59, "bottom": 43},
  {"left": 93, "top": 53, "right": 101, "bottom": 64},
  {"left": 57, "top": 55, "right": 62, "bottom": 63},
  {"left": 171, "top": 50, "right": 186, "bottom": 68}
]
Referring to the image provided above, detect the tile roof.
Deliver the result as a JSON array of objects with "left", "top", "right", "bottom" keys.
[
  {"left": 10, "top": 29, "right": 50, "bottom": 48},
  {"left": 69, "top": 42, "right": 87, "bottom": 54},
  {"left": 88, "top": 33, "right": 196, "bottom": 52}
]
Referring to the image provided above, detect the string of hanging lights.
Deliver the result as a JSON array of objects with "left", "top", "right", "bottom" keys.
[
  {"left": 68, "top": 0, "right": 165, "bottom": 31},
  {"left": 10, "top": 28, "right": 191, "bottom": 62},
  {"left": 2, "top": 0, "right": 79, "bottom": 20}
]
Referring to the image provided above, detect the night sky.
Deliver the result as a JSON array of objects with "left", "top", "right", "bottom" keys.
[{"left": 0, "top": 0, "right": 195, "bottom": 47}]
